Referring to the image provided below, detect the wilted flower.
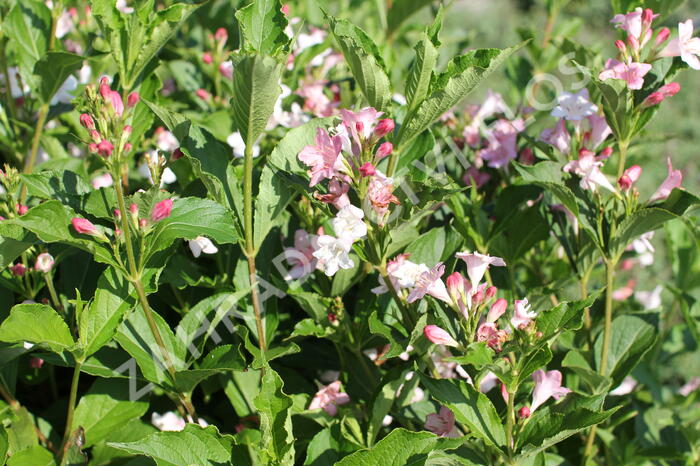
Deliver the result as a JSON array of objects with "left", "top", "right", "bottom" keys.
[
  {"left": 424, "top": 406, "right": 459, "bottom": 437},
  {"left": 367, "top": 172, "right": 400, "bottom": 217},
  {"left": 308, "top": 381, "right": 350, "bottom": 416}
]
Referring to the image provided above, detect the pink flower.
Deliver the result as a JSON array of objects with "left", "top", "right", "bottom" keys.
[
  {"left": 315, "top": 178, "right": 350, "bottom": 210},
  {"left": 297, "top": 81, "right": 335, "bottom": 117},
  {"left": 642, "top": 82, "right": 681, "bottom": 108},
  {"left": 308, "top": 381, "right": 350, "bottom": 416},
  {"left": 611, "top": 8, "right": 657, "bottom": 42},
  {"left": 679, "top": 377, "right": 700, "bottom": 396},
  {"left": 17, "top": 205, "right": 28, "bottom": 215},
  {"left": 462, "top": 166, "right": 491, "bottom": 189},
  {"left": 34, "top": 253, "right": 54, "bottom": 273},
  {"left": 9, "top": 263, "right": 26, "bottom": 276},
  {"left": 202, "top": 52, "right": 213, "bottom": 64},
  {"left": 195, "top": 89, "right": 210, "bottom": 100},
  {"left": 340, "top": 107, "right": 382, "bottom": 156},
  {"left": 372, "top": 253, "right": 428, "bottom": 294},
  {"left": 359, "top": 162, "right": 376, "bottom": 177},
  {"left": 367, "top": 173, "right": 400, "bottom": 217},
  {"left": 71, "top": 217, "right": 97, "bottom": 235},
  {"left": 446, "top": 272, "right": 468, "bottom": 306},
  {"left": 283, "top": 229, "right": 317, "bottom": 280},
  {"left": 511, "top": 298, "right": 537, "bottom": 329},
  {"left": 487, "top": 298, "right": 508, "bottom": 322},
  {"left": 150, "top": 199, "right": 173, "bottom": 222},
  {"left": 219, "top": 60, "right": 233, "bottom": 79},
  {"left": 518, "top": 406, "right": 531, "bottom": 419},
  {"left": 563, "top": 150, "right": 616, "bottom": 192},
  {"left": 455, "top": 251, "right": 506, "bottom": 289},
  {"left": 480, "top": 118, "right": 524, "bottom": 169},
  {"left": 618, "top": 165, "right": 642, "bottom": 191},
  {"left": 108, "top": 91, "right": 124, "bottom": 116},
  {"left": 599, "top": 59, "right": 652, "bottom": 90},
  {"left": 586, "top": 114, "right": 612, "bottom": 149},
  {"left": 551, "top": 89, "right": 598, "bottom": 121},
  {"left": 612, "top": 279, "right": 636, "bottom": 301},
  {"left": 423, "top": 325, "right": 459, "bottom": 347},
  {"left": 530, "top": 369, "right": 571, "bottom": 412},
  {"left": 424, "top": 407, "right": 459, "bottom": 437},
  {"left": 91, "top": 173, "right": 113, "bottom": 189},
  {"left": 539, "top": 119, "right": 571, "bottom": 154},
  {"left": 407, "top": 264, "right": 452, "bottom": 305},
  {"left": 298, "top": 128, "right": 345, "bottom": 186},
  {"left": 214, "top": 27, "right": 228, "bottom": 43},
  {"left": 661, "top": 20, "right": 700, "bottom": 70},
  {"left": 375, "top": 141, "right": 393, "bottom": 159},
  {"left": 97, "top": 140, "right": 114, "bottom": 158},
  {"left": 650, "top": 157, "right": 682, "bottom": 202},
  {"left": 476, "top": 322, "right": 507, "bottom": 350},
  {"left": 29, "top": 357, "right": 44, "bottom": 369}
]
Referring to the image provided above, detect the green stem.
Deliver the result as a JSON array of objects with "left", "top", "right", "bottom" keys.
[
  {"left": 505, "top": 353, "right": 518, "bottom": 460},
  {"left": 59, "top": 361, "right": 82, "bottom": 460},
  {"left": 243, "top": 141, "right": 267, "bottom": 353},
  {"left": 386, "top": 145, "right": 400, "bottom": 178},
  {"left": 616, "top": 140, "right": 629, "bottom": 179},
  {"left": 43, "top": 272, "right": 62, "bottom": 313},
  {"left": 20, "top": 104, "right": 49, "bottom": 202}
]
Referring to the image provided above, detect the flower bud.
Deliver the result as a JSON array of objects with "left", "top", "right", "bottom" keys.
[
  {"left": 614, "top": 40, "right": 626, "bottom": 53},
  {"left": 88, "top": 143, "right": 98, "bottom": 153},
  {"left": 473, "top": 290, "right": 484, "bottom": 306},
  {"left": 71, "top": 217, "right": 97, "bottom": 235},
  {"left": 80, "top": 113, "right": 95, "bottom": 130},
  {"left": 599, "top": 146, "right": 613, "bottom": 158},
  {"left": 518, "top": 406, "right": 531, "bottom": 419},
  {"left": 123, "top": 125, "right": 132, "bottom": 137},
  {"left": 90, "top": 130, "right": 101, "bottom": 142},
  {"left": 281, "top": 4, "right": 290, "bottom": 15},
  {"left": 29, "top": 357, "right": 44, "bottom": 369},
  {"left": 627, "top": 34, "right": 640, "bottom": 52},
  {"left": 10, "top": 263, "right": 26, "bottom": 276},
  {"left": 487, "top": 298, "right": 508, "bottom": 323},
  {"left": 618, "top": 174, "right": 633, "bottom": 191},
  {"left": 219, "top": 61, "right": 233, "bottom": 79},
  {"left": 375, "top": 141, "right": 393, "bottom": 159},
  {"left": 99, "top": 82, "right": 111, "bottom": 99},
  {"left": 624, "top": 165, "right": 642, "bottom": 183},
  {"left": 114, "top": 209, "right": 121, "bottom": 220},
  {"left": 446, "top": 272, "right": 467, "bottom": 304},
  {"left": 355, "top": 121, "right": 364, "bottom": 136},
  {"left": 214, "top": 27, "right": 228, "bottom": 43},
  {"left": 196, "top": 89, "right": 210, "bottom": 100},
  {"left": 659, "top": 82, "right": 681, "bottom": 97},
  {"left": 17, "top": 204, "right": 28, "bottom": 215},
  {"left": 139, "top": 218, "right": 148, "bottom": 228},
  {"left": 202, "top": 52, "right": 213, "bottom": 64},
  {"left": 150, "top": 199, "right": 173, "bottom": 222},
  {"left": 34, "top": 252, "right": 54, "bottom": 273},
  {"left": 373, "top": 118, "right": 395, "bottom": 138},
  {"left": 129, "top": 203, "right": 139, "bottom": 216},
  {"left": 171, "top": 148, "right": 184, "bottom": 161},
  {"left": 127, "top": 92, "right": 140, "bottom": 108},
  {"left": 642, "top": 8, "right": 654, "bottom": 27},
  {"left": 655, "top": 27, "right": 670, "bottom": 46},
  {"left": 97, "top": 139, "right": 114, "bottom": 158},
  {"left": 485, "top": 286, "right": 497, "bottom": 299},
  {"left": 423, "top": 325, "right": 459, "bottom": 347},
  {"left": 124, "top": 143, "right": 132, "bottom": 153},
  {"left": 359, "top": 162, "right": 376, "bottom": 177}
]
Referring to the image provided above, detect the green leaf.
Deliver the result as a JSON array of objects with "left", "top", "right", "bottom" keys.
[
  {"left": 399, "top": 43, "right": 525, "bottom": 146},
  {"left": 329, "top": 17, "right": 392, "bottom": 111},
  {"left": 33, "top": 52, "right": 83, "bottom": 104},
  {"left": 21, "top": 170, "right": 92, "bottom": 200},
  {"left": 268, "top": 116, "right": 338, "bottom": 176},
  {"left": 419, "top": 374, "right": 506, "bottom": 449},
  {"left": 305, "top": 425, "right": 360, "bottom": 465},
  {"left": 594, "top": 314, "right": 658, "bottom": 386},
  {"left": 444, "top": 342, "right": 495, "bottom": 370},
  {"left": 235, "top": 0, "right": 290, "bottom": 56},
  {"left": 387, "top": 0, "right": 436, "bottom": 37},
  {"left": 72, "top": 378, "right": 149, "bottom": 447},
  {"left": 79, "top": 267, "right": 135, "bottom": 357},
  {"left": 0, "top": 303, "right": 74, "bottom": 354},
  {"left": 0, "top": 224, "right": 35, "bottom": 269},
  {"left": 108, "top": 424, "right": 234, "bottom": 466},
  {"left": 173, "top": 344, "right": 247, "bottom": 393},
  {"left": 5, "top": 1, "right": 51, "bottom": 94},
  {"left": 367, "top": 369, "right": 409, "bottom": 445},
  {"left": 148, "top": 197, "right": 238, "bottom": 256},
  {"left": 254, "top": 165, "right": 292, "bottom": 250},
  {"left": 534, "top": 293, "right": 600, "bottom": 341},
  {"left": 0, "top": 425, "right": 7, "bottom": 463},
  {"left": 231, "top": 54, "right": 283, "bottom": 150},
  {"left": 405, "top": 11, "right": 441, "bottom": 113},
  {"left": 7, "top": 445, "right": 55, "bottom": 466},
  {"left": 253, "top": 367, "right": 295, "bottom": 465},
  {"left": 336, "top": 428, "right": 462, "bottom": 466}
]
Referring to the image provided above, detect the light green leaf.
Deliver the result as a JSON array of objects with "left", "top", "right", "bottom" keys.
[
  {"left": 329, "top": 17, "right": 392, "bottom": 111},
  {"left": 148, "top": 197, "right": 238, "bottom": 256},
  {"left": 268, "top": 116, "right": 338, "bottom": 175},
  {"left": 173, "top": 344, "right": 247, "bottom": 393},
  {"left": 254, "top": 165, "right": 291, "bottom": 250},
  {"left": 72, "top": 378, "right": 149, "bottom": 447},
  {"left": 405, "top": 11, "right": 441, "bottom": 113},
  {"left": 108, "top": 424, "right": 234, "bottom": 466},
  {"left": 399, "top": 43, "right": 525, "bottom": 146},
  {"left": 7, "top": 445, "right": 55, "bottom": 466},
  {"left": 33, "top": 52, "right": 83, "bottom": 104},
  {"left": 336, "top": 428, "right": 462, "bottom": 466},
  {"left": 0, "top": 303, "right": 74, "bottom": 354},
  {"left": 5, "top": 1, "right": 51, "bottom": 94},
  {"left": 231, "top": 54, "right": 283, "bottom": 149},
  {"left": 79, "top": 267, "right": 135, "bottom": 357},
  {"left": 419, "top": 374, "right": 506, "bottom": 449},
  {"left": 254, "top": 367, "right": 295, "bottom": 465},
  {"left": 235, "top": 0, "right": 290, "bottom": 56}
]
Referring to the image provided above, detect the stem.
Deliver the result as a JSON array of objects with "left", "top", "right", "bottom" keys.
[
  {"left": 505, "top": 352, "right": 518, "bottom": 460},
  {"left": 243, "top": 141, "right": 267, "bottom": 353},
  {"left": 386, "top": 145, "right": 400, "bottom": 178},
  {"left": 616, "top": 140, "right": 629, "bottom": 179},
  {"left": 20, "top": 104, "right": 49, "bottom": 202},
  {"left": 43, "top": 272, "right": 63, "bottom": 313},
  {"left": 59, "top": 361, "right": 82, "bottom": 459}
]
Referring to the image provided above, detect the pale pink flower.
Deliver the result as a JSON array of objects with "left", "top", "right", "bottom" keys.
[
  {"left": 91, "top": 173, "right": 113, "bottom": 189},
  {"left": 511, "top": 298, "right": 537, "bottom": 329},
  {"left": 530, "top": 369, "right": 571, "bottom": 412},
  {"left": 151, "top": 412, "right": 207, "bottom": 431},
  {"left": 551, "top": 89, "right": 598, "bottom": 121},
  {"left": 116, "top": 0, "right": 134, "bottom": 14},
  {"left": 476, "top": 322, "right": 507, "bottom": 350},
  {"left": 599, "top": 59, "right": 652, "bottom": 90},
  {"left": 563, "top": 151, "right": 616, "bottom": 192},
  {"left": 455, "top": 251, "right": 506, "bottom": 289},
  {"left": 424, "top": 407, "right": 459, "bottom": 437},
  {"left": 479, "top": 372, "right": 499, "bottom": 393},
  {"left": 283, "top": 229, "right": 317, "bottom": 280},
  {"left": 372, "top": 254, "right": 429, "bottom": 294},
  {"left": 309, "top": 381, "right": 350, "bottom": 416},
  {"left": 297, "top": 81, "right": 335, "bottom": 117},
  {"left": 635, "top": 285, "right": 662, "bottom": 310},
  {"left": 611, "top": 8, "right": 657, "bottom": 42},
  {"left": 407, "top": 264, "right": 452, "bottom": 305},
  {"left": 156, "top": 128, "right": 179, "bottom": 152},
  {"left": 34, "top": 253, "right": 54, "bottom": 273},
  {"left": 487, "top": 298, "right": 508, "bottom": 322},
  {"left": 480, "top": 118, "right": 524, "bottom": 169},
  {"left": 612, "top": 279, "right": 636, "bottom": 301},
  {"left": 367, "top": 172, "right": 400, "bottom": 217},
  {"left": 55, "top": 10, "right": 74, "bottom": 38},
  {"left": 315, "top": 178, "right": 350, "bottom": 210},
  {"left": 340, "top": 107, "right": 382, "bottom": 156},
  {"left": 650, "top": 157, "right": 682, "bottom": 202},
  {"left": 462, "top": 166, "right": 491, "bottom": 189},
  {"left": 586, "top": 114, "right": 612, "bottom": 149},
  {"left": 539, "top": 119, "right": 571, "bottom": 154},
  {"left": 609, "top": 376, "right": 637, "bottom": 396},
  {"left": 298, "top": 128, "right": 345, "bottom": 186},
  {"left": 679, "top": 377, "right": 700, "bottom": 396},
  {"left": 423, "top": 325, "right": 459, "bottom": 347},
  {"left": 661, "top": 20, "right": 700, "bottom": 70},
  {"left": 331, "top": 205, "right": 366, "bottom": 242}
]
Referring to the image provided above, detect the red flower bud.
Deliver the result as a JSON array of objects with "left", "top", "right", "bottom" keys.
[
  {"left": 114, "top": 209, "right": 121, "bottom": 219},
  {"left": 129, "top": 203, "right": 139, "bottom": 216},
  {"left": 202, "top": 52, "right": 213, "bottom": 64},
  {"left": 373, "top": 118, "right": 395, "bottom": 138},
  {"left": 123, "top": 125, "right": 132, "bottom": 137},
  {"left": 88, "top": 143, "right": 98, "bottom": 153},
  {"left": 375, "top": 141, "right": 393, "bottom": 159},
  {"left": 281, "top": 4, "right": 290, "bottom": 15},
  {"left": 642, "top": 8, "right": 654, "bottom": 27},
  {"left": 29, "top": 357, "right": 44, "bottom": 369},
  {"left": 215, "top": 27, "right": 228, "bottom": 42},
  {"left": 10, "top": 263, "right": 26, "bottom": 276},
  {"left": 171, "top": 148, "right": 184, "bottom": 161},
  {"left": 627, "top": 34, "right": 640, "bottom": 52},
  {"left": 615, "top": 40, "right": 626, "bottom": 53},
  {"left": 355, "top": 121, "right": 364, "bottom": 135},
  {"left": 195, "top": 89, "right": 210, "bottom": 100},
  {"left": 518, "top": 406, "right": 531, "bottom": 419},
  {"left": 599, "top": 146, "right": 613, "bottom": 158},
  {"left": 655, "top": 27, "right": 670, "bottom": 46},
  {"left": 359, "top": 162, "right": 376, "bottom": 177},
  {"left": 71, "top": 217, "right": 97, "bottom": 235},
  {"left": 139, "top": 218, "right": 148, "bottom": 228},
  {"left": 99, "top": 82, "right": 111, "bottom": 99},
  {"left": 618, "top": 174, "right": 632, "bottom": 191},
  {"left": 17, "top": 204, "right": 28, "bottom": 215},
  {"left": 485, "top": 286, "right": 497, "bottom": 299},
  {"left": 127, "top": 92, "right": 140, "bottom": 108},
  {"left": 80, "top": 113, "right": 95, "bottom": 130},
  {"left": 97, "top": 139, "right": 114, "bottom": 158},
  {"left": 150, "top": 199, "right": 173, "bottom": 222}
]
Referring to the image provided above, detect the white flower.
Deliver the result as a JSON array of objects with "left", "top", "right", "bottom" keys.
[
  {"left": 91, "top": 173, "right": 113, "bottom": 190},
  {"left": 661, "top": 20, "right": 700, "bottom": 70},
  {"left": 227, "top": 131, "right": 260, "bottom": 158},
  {"left": 78, "top": 64, "right": 92, "bottom": 84},
  {"left": 635, "top": 286, "right": 663, "bottom": 310},
  {"left": 55, "top": 10, "right": 74, "bottom": 39},
  {"left": 188, "top": 236, "right": 218, "bottom": 258},
  {"left": 51, "top": 75, "right": 78, "bottom": 105},
  {"left": 331, "top": 205, "right": 367, "bottom": 242},
  {"left": 156, "top": 130, "right": 179, "bottom": 152},
  {"left": 609, "top": 376, "right": 637, "bottom": 396},
  {"left": 313, "top": 235, "right": 354, "bottom": 276},
  {"left": 551, "top": 89, "right": 598, "bottom": 121},
  {"left": 511, "top": 298, "right": 537, "bottom": 329},
  {"left": 632, "top": 232, "right": 655, "bottom": 267},
  {"left": 151, "top": 412, "right": 207, "bottom": 431},
  {"left": 563, "top": 151, "right": 616, "bottom": 192},
  {"left": 116, "top": 0, "right": 134, "bottom": 14}
]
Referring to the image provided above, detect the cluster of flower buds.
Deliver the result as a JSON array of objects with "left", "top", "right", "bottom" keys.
[
  {"left": 7, "top": 252, "right": 54, "bottom": 281},
  {"left": 80, "top": 77, "right": 139, "bottom": 164},
  {"left": 71, "top": 199, "right": 172, "bottom": 242},
  {"left": 201, "top": 27, "right": 234, "bottom": 84}
]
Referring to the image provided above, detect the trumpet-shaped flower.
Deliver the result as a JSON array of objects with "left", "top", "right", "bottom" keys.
[
  {"left": 188, "top": 236, "right": 218, "bottom": 258},
  {"left": 298, "top": 128, "right": 345, "bottom": 186},
  {"left": 661, "top": 20, "right": 700, "bottom": 70},
  {"left": 650, "top": 157, "right": 682, "bottom": 201},
  {"left": 563, "top": 151, "right": 616, "bottom": 192},
  {"left": 309, "top": 381, "right": 350, "bottom": 416},
  {"left": 540, "top": 119, "right": 571, "bottom": 154},
  {"left": 530, "top": 369, "right": 571, "bottom": 412},
  {"left": 511, "top": 298, "right": 537, "bottom": 329},
  {"left": 599, "top": 59, "right": 652, "bottom": 90},
  {"left": 407, "top": 263, "right": 452, "bottom": 304},
  {"left": 313, "top": 235, "right": 354, "bottom": 276},
  {"left": 455, "top": 251, "right": 506, "bottom": 289},
  {"left": 551, "top": 89, "right": 598, "bottom": 121}
]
